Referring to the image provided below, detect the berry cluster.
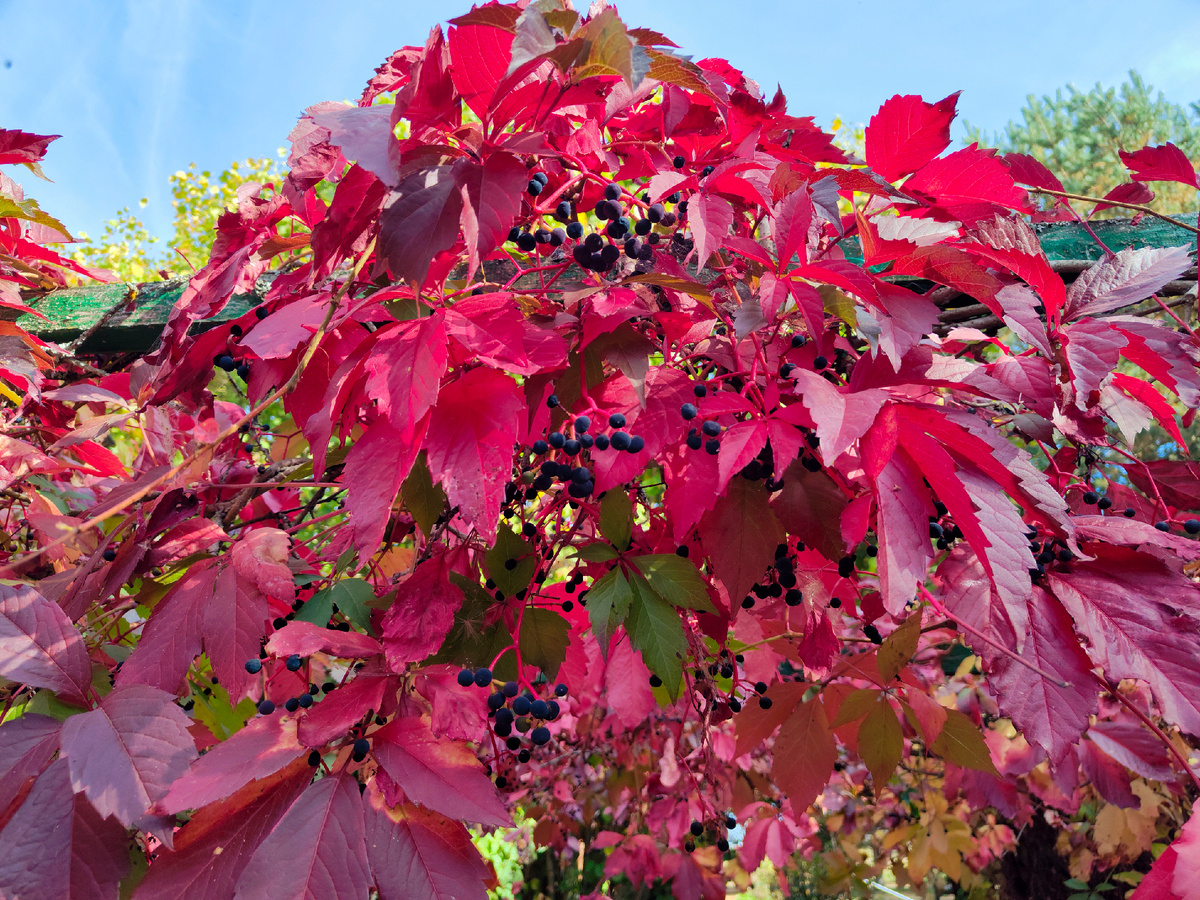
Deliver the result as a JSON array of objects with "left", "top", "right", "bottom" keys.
[
  {"left": 457, "top": 668, "right": 569, "bottom": 778},
  {"left": 506, "top": 178, "right": 684, "bottom": 276},
  {"left": 683, "top": 815, "right": 736, "bottom": 854},
  {"left": 528, "top": 408, "right": 648, "bottom": 499}
]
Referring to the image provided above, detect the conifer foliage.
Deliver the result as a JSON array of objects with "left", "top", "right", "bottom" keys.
[{"left": 1, "top": 3, "right": 1200, "bottom": 897}]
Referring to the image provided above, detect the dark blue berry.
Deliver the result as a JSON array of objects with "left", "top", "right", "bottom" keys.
[
  {"left": 729, "top": 698, "right": 742, "bottom": 712},
  {"left": 517, "top": 231, "right": 537, "bottom": 252},
  {"left": 548, "top": 432, "right": 566, "bottom": 449},
  {"left": 530, "top": 726, "right": 551, "bottom": 746},
  {"left": 1097, "top": 496, "right": 1113, "bottom": 510},
  {"left": 1156, "top": 521, "right": 1171, "bottom": 532},
  {"left": 574, "top": 415, "right": 591, "bottom": 433},
  {"left": 604, "top": 183, "right": 622, "bottom": 200},
  {"left": 474, "top": 667, "right": 493, "bottom": 687},
  {"left": 686, "top": 433, "right": 702, "bottom": 450},
  {"left": 285, "top": 654, "right": 302, "bottom": 672},
  {"left": 791, "top": 333, "right": 808, "bottom": 348},
  {"left": 506, "top": 736, "right": 522, "bottom": 751},
  {"left": 681, "top": 403, "right": 698, "bottom": 420},
  {"left": 608, "top": 412, "right": 627, "bottom": 428},
  {"left": 255, "top": 306, "right": 269, "bottom": 320},
  {"left": 563, "top": 439, "right": 581, "bottom": 456},
  {"left": 487, "top": 691, "right": 505, "bottom": 711},
  {"left": 495, "top": 708, "right": 515, "bottom": 727},
  {"left": 1124, "top": 507, "right": 1136, "bottom": 517},
  {"left": 1186, "top": 519, "right": 1200, "bottom": 535},
  {"left": 236, "top": 363, "right": 250, "bottom": 380},
  {"left": 215, "top": 354, "right": 236, "bottom": 371},
  {"left": 594, "top": 434, "right": 610, "bottom": 450},
  {"left": 352, "top": 737, "right": 369, "bottom": 759},
  {"left": 813, "top": 355, "right": 828, "bottom": 370},
  {"left": 701, "top": 420, "right": 720, "bottom": 437},
  {"left": 566, "top": 221, "right": 584, "bottom": 239},
  {"left": 502, "top": 681, "right": 519, "bottom": 698},
  {"left": 494, "top": 721, "right": 512, "bottom": 737},
  {"left": 513, "top": 696, "right": 532, "bottom": 716},
  {"left": 673, "top": 155, "right": 686, "bottom": 168},
  {"left": 245, "top": 659, "right": 262, "bottom": 674},
  {"left": 285, "top": 697, "right": 300, "bottom": 712},
  {"left": 507, "top": 226, "right": 521, "bottom": 242},
  {"left": 700, "top": 165, "right": 714, "bottom": 177},
  {"left": 628, "top": 436, "right": 645, "bottom": 453},
  {"left": 308, "top": 750, "right": 321, "bottom": 766},
  {"left": 545, "top": 700, "right": 560, "bottom": 719},
  {"left": 1083, "top": 491, "right": 1099, "bottom": 505},
  {"left": 554, "top": 683, "right": 568, "bottom": 697},
  {"left": 530, "top": 699, "right": 550, "bottom": 719},
  {"left": 527, "top": 179, "right": 544, "bottom": 196},
  {"left": 610, "top": 431, "right": 631, "bottom": 451},
  {"left": 532, "top": 172, "right": 549, "bottom": 185},
  {"left": 785, "top": 589, "right": 803, "bottom": 606},
  {"left": 635, "top": 217, "right": 652, "bottom": 235},
  {"left": 532, "top": 440, "right": 549, "bottom": 455},
  {"left": 102, "top": 546, "right": 117, "bottom": 561},
  {"left": 864, "top": 624, "right": 882, "bottom": 644},
  {"left": 693, "top": 384, "right": 707, "bottom": 398},
  {"left": 556, "top": 200, "right": 572, "bottom": 219},
  {"left": 257, "top": 700, "right": 275, "bottom": 715},
  {"left": 838, "top": 557, "right": 854, "bottom": 577},
  {"left": 571, "top": 466, "right": 591, "bottom": 483},
  {"left": 690, "top": 820, "right": 704, "bottom": 836}
]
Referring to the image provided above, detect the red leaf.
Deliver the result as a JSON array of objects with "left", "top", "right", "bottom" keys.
[
  {"left": 0, "top": 582, "right": 91, "bottom": 704},
  {"left": 0, "top": 714, "right": 60, "bottom": 817},
  {"left": 1125, "top": 460, "right": 1200, "bottom": 512},
  {"left": 870, "top": 449, "right": 933, "bottom": 615},
  {"left": 1088, "top": 720, "right": 1176, "bottom": 782},
  {"left": 1003, "top": 153, "right": 1065, "bottom": 193},
  {"left": 0, "top": 129, "right": 60, "bottom": 166},
  {"left": 903, "top": 145, "right": 1032, "bottom": 223},
  {"left": 267, "top": 620, "right": 382, "bottom": 660},
  {"left": 134, "top": 759, "right": 312, "bottom": 900},
  {"left": 1095, "top": 181, "right": 1155, "bottom": 212},
  {"left": 449, "top": 23, "right": 516, "bottom": 118},
  {"left": 773, "top": 698, "right": 836, "bottom": 812},
  {"left": 344, "top": 416, "right": 428, "bottom": 562},
  {"left": 1119, "top": 143, "right": 1200, "bottom": 189},
  {"left": 233, "top": 772, "right": 371, "bottom": 900},
  {"left": 60, "top": 684, "right": 197, "bottom": 832},
  {"left": 773, "top": 187, "right": 814, "bottom": 269},
  {"left": 890, "top": 244, "right": 1003, "bottom": 315},
  {"left": 378, "top": 163, "right": 463, "bottom": 287},
  {"left": 455, "top": 153, "right": 528, "bottom": 277},
  {"left": 789, "top": 370, "right": 888, "bottom": 463},
  {"left": 1108, "top": 317, "right": 1200, "bottom": 409},
  {"left": 117, "top": 560, "right": 214, "bottom": 696},
  {"left": 963, "top": 215, "right": 1067, "bottom": 319},
  {"left": 769, "top": 461, "right": 849, "bottom": 563},
  {"left": 363, "top": 785, "right": 492, "bottom": 900},
  {"left": 297, "top": 672, "right": 392, "bottom": 749},
  {"left": 699, "top": 477, "right": 784, "bottom": 611},
  {"left": 381, "top": 547, "right": 466, "bottom": 669},
  {"left": 361, "top": 315, "right": 449, "bottom": 428},
  {"left": 372, "top": 715, "right": 512, "bottom": 827},
  {"left": 989, "top": 588, "right": 1097, "bottom": 764},
  {"left": 864, "top": 92, "right": 959, "bottom": 182},
  {"left": 716, "top": 420, "right": 767, "bottom": 496},
  {"left": 1048, "top": 546, "right": 1200, "bottom": 736},
  {"left": 689, "top": 193, "right": 734, "bottom": 265},
  {"left": 158, "top": 714, "right": 304, "bottom": 815},
  {"left": 1112, "top": 373, "right": 1186, "bottom": 446},
  {"left": 424, "top": 367, "right": 524, "bottom": 541},
  {"left": 604, "top": 635, "right": 656, "bottom": 731},
  {"left": 446, "top": 292, "right": 569, "bottom": 376},
  {"left": 0, "top": 758, "right": 129, "bottom": 900}
]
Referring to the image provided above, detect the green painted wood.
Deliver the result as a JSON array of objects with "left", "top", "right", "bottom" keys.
[
  {"left": 15, "top": 216, "right": 1198, "bottom": 353},
  {"left": 17, "top": 281, "right": 262, "bottom": 353}
]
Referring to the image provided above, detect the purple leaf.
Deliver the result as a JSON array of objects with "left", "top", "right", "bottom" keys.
[
  {"left": 1047, "top": 546, "right": 1200, "bottom": 737},
  {"left": 0, "top": 714, "right": 60, "bottom": 816},
  {"left": 308, "top": 104, "right": 396, "bottom": 186},
  {"left": 989, "top": 587, "right": 1097, "bottom": 764},
  {"left": 378, "top": 163, "right": 463, "bottom": 287},
  {"left": 134, "top": 760, "right": 313, "bottom": 900},
  {"left": 60, "top": 684, "right": 198, "bottom": 832},
  {"left": 0, "top": 582, "right": 91, "bottom": 705},
  {"left": 1063, "top": 245, "right": 1193, "bottom": 321},
  {"left": 233, "top": 773, "right": 371, "bottom": 900}
]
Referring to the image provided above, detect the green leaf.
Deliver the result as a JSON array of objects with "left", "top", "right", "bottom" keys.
[
  {"left": 484, "top": 525, "right": 536, "bottom": 598},
  {"left": 878, "top": 611, "right": 922, "bottom": 682},
  {"left": 429, "top": 577, "right": 518, "bottom": 682},
  {"left": 329, "top": 578, "right": 375, "bottom": 634},
  {"left": 518, "top": 609, "right": 570, "bottom": 679},
  {"left": 1064, "top": 879, "right": 1089, "bottom": 890},
  {"left": 586, "top": 567, "right": 634, "bottom": 656},
  {"left": 930, "top": 709, "right": 999, "bottom": 775},
  {"left": 294, "top": 587, "right": 335, "bottom": 627},
  {"left": 599, "top": 489, "right": 632, "bottom": 549},
  {"left": 576, "top": 543, "right": 618, "bottom": 563},
  {"left": 631, "top": 554, "right": 714, "bottom": 611},
  {"left": 625, "top": 579, "right": 686, "bottom": 701},
  {"left": 401, "top": 451, "right": 446, "bottom": 537},
  {"left": 0, "top": 196, "right": 73, "bottom": 238},
  {"left": 831, "top": 688, "right": 882, "bottom": 727},
  {"left": 857, "top": 698, "right": 903, "bottom": 788}
]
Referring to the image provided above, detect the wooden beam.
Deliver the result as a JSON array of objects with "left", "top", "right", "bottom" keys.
[{"left": 14, "top": 214, "right": 1197, "bottom": 353}]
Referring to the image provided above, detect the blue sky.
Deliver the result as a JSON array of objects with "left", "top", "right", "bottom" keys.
[{"left": 2, "top": 0, "right": 1200, "bottom": 244}]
